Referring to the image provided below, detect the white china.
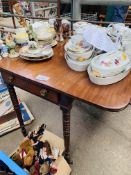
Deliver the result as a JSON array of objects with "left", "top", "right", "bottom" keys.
[
  {"left": 65, "top": 43, "right": 94, "bottom": 61},
  {"left": 90, "top": 51, "right": 130, "bottom": 77},
  {"left": 37, "top": 32, "right": 53, "bottom": 41},
  {"left": 20, "top": 51, "right": 53, "bottom": 62},
  {"left": 65, "top": 53, "right": 91, "bottom": 72},
  {"left": 15, "top": 28, "right": 29, "bottom": 44},
  {"left": 88, "top": 65, "right": 130, "bottom": 85},
  {"left": 19, "top": 45, "right": 53, "bottom": 61},
  {"left": 107, "top": 23, "right": 125, "bottom": 37}
]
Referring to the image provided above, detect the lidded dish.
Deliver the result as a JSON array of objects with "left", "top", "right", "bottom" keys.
[
  {"left": 90, "top": 51, "right": 130, "bottom": 77},
  {"left": 65, "top": 35, "right": 94, "bottom": 61},
  {"left": 88, "top": 51, "right": 131, "bottom": 85},
  {"left": 64, "top": 35, "right": 94, "bottom": 71}
]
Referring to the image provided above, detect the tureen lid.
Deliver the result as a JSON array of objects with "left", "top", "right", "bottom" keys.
[{"left": 91, "top": 51, "right": 130, "bottom": 70}]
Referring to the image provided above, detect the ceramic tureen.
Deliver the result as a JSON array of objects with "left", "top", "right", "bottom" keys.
[{"left": 88, "top": 51, "right": 130, "bottom": 85}]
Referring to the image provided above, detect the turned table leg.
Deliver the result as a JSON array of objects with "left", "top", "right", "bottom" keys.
[
  {"left": 7, "top": 84, "right": 27, "bottom": 137},
  {"left": 60, "top": 94, "right": 73, "bottom": 164}
]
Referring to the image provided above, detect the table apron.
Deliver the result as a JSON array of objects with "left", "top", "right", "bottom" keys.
[{"left": 1, "top": 71, "right": 60, "bottom": 105}]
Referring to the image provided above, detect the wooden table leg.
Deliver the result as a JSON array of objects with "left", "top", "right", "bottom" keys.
[
  {"left": 60, "top": 94, "right": 73, "bottom": 164},
  {"left": 7, "top": 84, "right": 27, "bottom": 137}
]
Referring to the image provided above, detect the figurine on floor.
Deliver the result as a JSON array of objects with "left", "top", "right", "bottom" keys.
[
  {"left": 12, "top": 124, "right": 46, "bottom": 168},
  {"left": 11, "top": 138, "right": 35, "bottom": 167},
  {"left": 31, "top": 140, "right": 57, "bottom": 175},
  {"left": 28, "top": 124, "right": 46, "bottom": 144}
]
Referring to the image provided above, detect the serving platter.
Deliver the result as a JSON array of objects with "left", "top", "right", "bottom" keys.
[{"left": 88, "top": 65, "right": 130, "bottom": 85}]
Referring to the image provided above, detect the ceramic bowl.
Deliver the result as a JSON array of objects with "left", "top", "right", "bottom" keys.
[
  {"left": 65, "top": 53, "right": 91, "bottom": 72},
  {"left": 90, "top": 51, "right": 130, "bottom": 77},
  {"left": 65, "top": 44, "right": 94, "bottom": 61},
  {"left": 69, "top": 35, "right": 91, "bottom": 51},
  {"left": 37, "top": 32, "right": 53, "bottom": 41},
  {"left": 88, "top": 65, "right": 130, "bottom": 85}
]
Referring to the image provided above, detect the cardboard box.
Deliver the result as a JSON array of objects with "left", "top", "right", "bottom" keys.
[{"left": 10, "top": 130, "right": 71, "bottom": 175}]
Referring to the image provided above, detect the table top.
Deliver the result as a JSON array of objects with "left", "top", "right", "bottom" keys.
[{"left": 0, "top": 42, "right": 131, "bottom": 111}]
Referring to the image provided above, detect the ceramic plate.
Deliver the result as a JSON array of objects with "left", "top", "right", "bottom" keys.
[
  {"left": 19, "top": 47, "right": 53, "bottom": 58},
  {"left": 20, "top": 51, "right": 54, "bottom": 62}
]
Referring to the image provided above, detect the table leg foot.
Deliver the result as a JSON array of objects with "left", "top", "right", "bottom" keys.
[
  {"left": 21, "top": 126, "right": 28, "bottom": 137},
  {"left": 60, "top": 94, "right": 73, "bottom": 164},
  {"left": 7, "top": 84, "right": 27, "bottom": 137},
  {"left": 62, "top": 151, "right": 73, "bottom": 164}
]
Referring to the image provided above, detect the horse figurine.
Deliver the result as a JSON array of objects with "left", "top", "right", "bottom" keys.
[
  {"left": 54, "top": 19, "right": 70, "bottom": 42},
  {"left": 54, "top": 19, "right": 63, "bottom": 42}
]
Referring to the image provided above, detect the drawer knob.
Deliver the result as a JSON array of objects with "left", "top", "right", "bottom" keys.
[
  {"left": 40, "top": 89, "right": 47, "bottom": 97},
  {"left": 8, "top": 76, "right": 14, "bottom": 83}
]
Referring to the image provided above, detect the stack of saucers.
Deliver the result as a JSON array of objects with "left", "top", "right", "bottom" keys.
[
  {"left": 64, "top": 35, "right": 94, "bottom": 72},
  {"left": 88, "top": 51, "right": 131, "bottom": 85},
  {"left": 19, "top": 44, "right": 54, "bottom": 62}
]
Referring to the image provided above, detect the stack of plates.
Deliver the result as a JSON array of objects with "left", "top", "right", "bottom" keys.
[
  {"left": 19, "top": 46, "right": 54, "bottom": 61},
  {"left": 88, "top": 51, "right": 131, "bottom": 85},
  {"left": 64, "top": 35, "right": 94, "bottom": 71}
]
